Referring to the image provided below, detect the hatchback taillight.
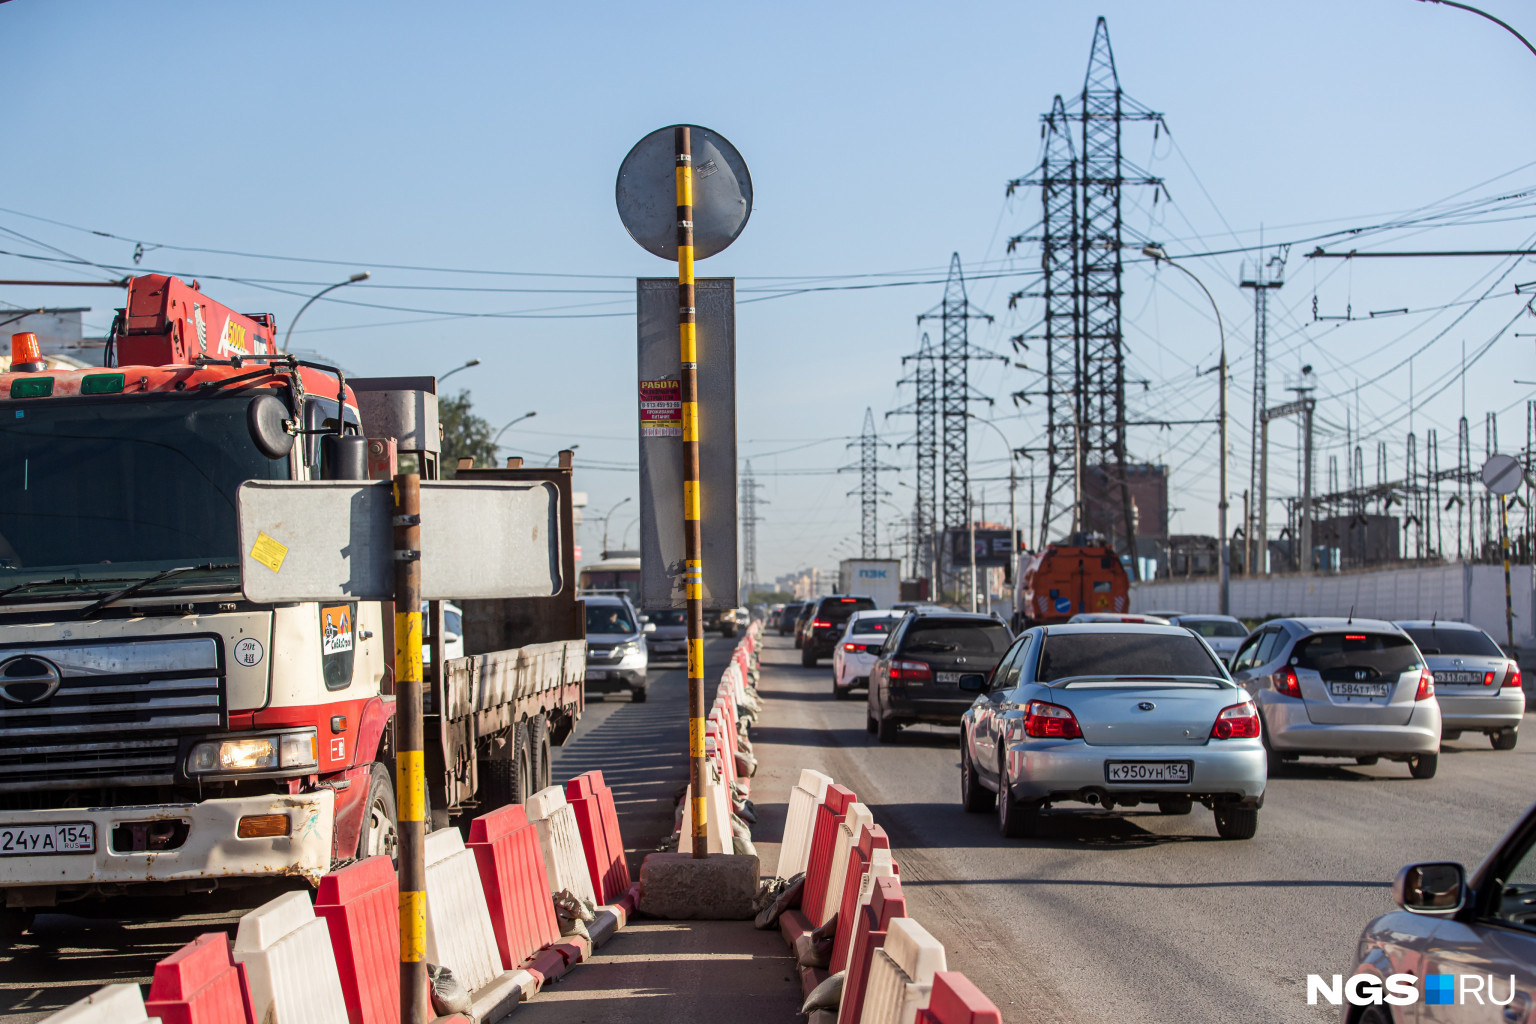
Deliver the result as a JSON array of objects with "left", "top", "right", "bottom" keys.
[
  {"left": 1415, "top": 670, "right": 1435, "bottom": 701},
  {"left": 1273, "top": 666, "right": 1302, "bottom": 699},
  {"left": 1023, "top": 700, "right": 1082, "bottom": 739},
  {"left": 1504, "top": 664, "right": 1523, "bottom": 689},
  {"left": 844, "top": 643, "right": 858, "bottom": 652},
  {"left": 890, "top": 660, "right": 932, "bottom": 684},
  {"left": 1210, "top": 701, "right": 1261, "bottom": 739}
]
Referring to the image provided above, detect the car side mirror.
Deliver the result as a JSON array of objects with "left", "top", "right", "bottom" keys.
[
  {"left": 1394, "top": 862, "right": 1466, "bottom": 915},
  {"left": 643, "top": 621, "right": 656, "bottom": 634}
]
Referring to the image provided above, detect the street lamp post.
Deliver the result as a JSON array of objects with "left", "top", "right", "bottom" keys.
[
  {"left": 1143, "top": 245, "right": 1230, "bottom": 616},
  {"left": 281, "top": 271, "right": 370, "bottom": 352},
  {"left": 600, "top": 496, "right": 632, "bottom": 554},
  {"left": 1413, "top": 0, "right": 1536, "bottom": 58},
  {"left": 439, "top": 358, "right": 482, "bottom": 383},
  {"left": 968, "top": 414, "right": 1020, "bottom": 616},
  {"left": 492, "top": 410, "right": 537, "bottom": 449}
]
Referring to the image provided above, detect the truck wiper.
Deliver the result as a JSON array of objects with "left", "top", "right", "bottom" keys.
[{"left": 80, "top": 563, "right": 238, "bottom": 618}]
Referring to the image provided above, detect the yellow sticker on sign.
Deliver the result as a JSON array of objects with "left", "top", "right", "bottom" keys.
[{"left": 250, "top": 531, "right": 289, "bottom": 573}]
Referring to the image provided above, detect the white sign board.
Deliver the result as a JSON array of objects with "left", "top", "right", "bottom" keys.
[{"left": 237, "top": 480, "right": 561, "bottom": 604}]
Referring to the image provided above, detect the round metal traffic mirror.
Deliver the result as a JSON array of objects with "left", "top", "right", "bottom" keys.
[{"left": 616, "top": 124, "right": 752, "bottom": 261}]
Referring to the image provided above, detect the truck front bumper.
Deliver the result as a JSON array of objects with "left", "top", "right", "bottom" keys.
[{"left": 0, "top": 789, "right": 335, "bottom": 894}]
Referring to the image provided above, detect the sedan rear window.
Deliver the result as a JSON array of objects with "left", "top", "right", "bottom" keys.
[
  {"left": 1181, "top": 619, "right": 1249, "bottom": 639},
  {"left": 1404, "top": 627, "right": 1503, "bottom": 658},
  {"left": 1294, "top": 633, "right": 1419, "bottom": 677},
  {"left": 1037, "top": 632, "right": 1222, "bottom": 682},
  {"left": 901, "top": 620, "right": 1012, "bottom": 655},
  {"left": 849, "top": 615, "right": 899, "bottom": 635}
]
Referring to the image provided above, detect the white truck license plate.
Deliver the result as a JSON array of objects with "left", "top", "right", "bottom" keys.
[
  {"left": 1106, "top": 761, "right": 1190, "bottom": 783},
  {"left": 0, "top": 823, "right": 95, "bottom": 855}
]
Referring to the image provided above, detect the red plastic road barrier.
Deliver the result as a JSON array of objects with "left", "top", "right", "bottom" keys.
[
  {"left": 468, "top": 803, "right": 562, "bottom": 969},
  {"left": 914, "top": 971, "right": 1004, "bottom": 1024},
  {"left": 838, "top": 875, "right": 907, "bottom": 1024},
  {"left": 801, "top": 784, "right": 856, "bottom": 929},
  {"left": 564, "top": 770, "right": 632, "bottom": 906},
  {"left": 313, "top": 855, "right": 399, "bottom": 1024},
  {"left": 145, "top": 932, "right": 256, "bottom": 1024},
  {"left": 830, "top": 823, "right": 896, "bottom": 973}
]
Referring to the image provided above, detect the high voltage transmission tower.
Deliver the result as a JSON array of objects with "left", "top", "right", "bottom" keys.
[
  {"left": 739, "top": 462, "right": 766, "bottom": 601},
  {"left": 843, "top": 408, "right": 894, "bottom": 559},
  {"left": 1240, "top": 247, "right": 1285, "bottom": 574},
  {"left": 1005, "top": 16, "right": 1163, "bottom": 575},
  {"left": 918, "top": 254, "right": 999, "bottom": 588},
  {"left": 889, "top": 333, "right": 938, "bottom": 582}
]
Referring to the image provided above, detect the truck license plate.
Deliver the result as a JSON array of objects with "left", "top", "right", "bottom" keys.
[
  {"left": 0, "top": 823, "right": 95, "bottom": 856},
  {"left": 1105, "top": 761, "right": 1190, "bottom": 783}
]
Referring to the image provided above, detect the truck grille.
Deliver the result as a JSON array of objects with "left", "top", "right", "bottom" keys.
[{"left": 0, "top": 637, "right": 224, "bottom": 791}]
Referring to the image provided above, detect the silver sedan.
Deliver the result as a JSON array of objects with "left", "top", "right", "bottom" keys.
[
  {"left": 1397, "top": 619, "right": 1524, "bottom": 750},
  {"left": 960, "top": 623, "right": 1267, "bottom": 840}
]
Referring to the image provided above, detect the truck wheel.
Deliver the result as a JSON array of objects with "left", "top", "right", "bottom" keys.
[
  {"left": 359, "top": 762, "right": 399, "bottom": 860},
  {"left": 482, "top": 724, "right": 536, "bottom": 808},
  {"left": 532, "top": 714, "right": 553, "bottom": 791}
]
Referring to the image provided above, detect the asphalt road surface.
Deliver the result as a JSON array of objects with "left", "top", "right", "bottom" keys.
[
  {"left": 0, "top": 635, "right": 737, "bottom": 1024},
  {"left": 748, "top": 633, "right": 1536, "bottom": 1024}
]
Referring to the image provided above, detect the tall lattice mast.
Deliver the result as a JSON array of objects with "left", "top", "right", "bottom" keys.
[
  {"left": 739, "top": 461, "right": 765, "bottom": 601},
  {"left": 843, "top": 407, "right": 893, "bottom": 560},
  {"left": 1240, "top": 248, "right": 1284, "bottom": 573},
  {"left": 890, "top": 333, "right": 939, "bottom": 580}
]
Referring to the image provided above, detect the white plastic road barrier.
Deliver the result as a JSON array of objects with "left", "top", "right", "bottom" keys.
[
  {"left": 857, "top": 917, "right": 947, "bottom": 1024},
  {"left": 526, "top": 785, "right": 599, "bottom": 907},
  {"left": 232, "top": 890, "right": 348, "bottom": 1024},
  {"left": 679, "top": 768, "right": 735, "bottom": 853},
  {"left": 821, "top": 802, "right": 874, "bottom": 924},
  {"left": 778, "top": 769, "right": 832, "bottom": 878},
  {"left": 424, "top": 826, "right": 505, "bottom": 993},
  {"left": 40, "top": 984, "right": 158, "bottom": 1024}
]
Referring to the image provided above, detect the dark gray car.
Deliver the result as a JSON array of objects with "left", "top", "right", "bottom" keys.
[{"left": 867, "top": 611, "right": 1012, "bottom": 742}]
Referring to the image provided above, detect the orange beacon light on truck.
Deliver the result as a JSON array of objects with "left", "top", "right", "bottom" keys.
[{"left": 9, "top": 332, "right": 46, "bottom": 373}]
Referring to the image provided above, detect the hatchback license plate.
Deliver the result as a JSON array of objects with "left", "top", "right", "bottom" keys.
[
  {"left": 1330, "top": 681, "right": 1391, "bottom": 698},
  {"left": 935, "top": 672, "right": 961, "bottom": 684},
  {"left": 1105, "top": 761, "right": 1190, "bottom": 783},
  {"left": 0, "top": 823, "right": 94, "bottom": 856}
]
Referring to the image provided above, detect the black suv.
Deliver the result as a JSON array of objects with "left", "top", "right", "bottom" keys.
[
  {"left": 800, "top": 595, "right": 877, "bottom": 666},
  {"left": 778, "top": 601, "right": 805, "bottom": 637},
  {"left": 867, "top": 610, "right": 1013, "bottom": 742}
]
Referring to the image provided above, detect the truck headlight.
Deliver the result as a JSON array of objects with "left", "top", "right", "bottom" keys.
[{"left": 187, "top": 729, "right": 318, "bottom": 775}]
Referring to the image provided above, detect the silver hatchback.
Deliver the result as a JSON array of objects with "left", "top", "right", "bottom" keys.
[
  {"left": 1397, "top": 620, "right": 1524, "bottom": 751},
  {"left": 1229, "top": 618, "right": 1442, "bottom": 778}
]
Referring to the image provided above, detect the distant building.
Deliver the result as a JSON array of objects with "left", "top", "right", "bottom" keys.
[
  {"left": 1167, "top": 534, "right": 1219, "bottom": 577},
  {"left": 1314, "top": 514, "right": 1401, "bottom": 569},
  {"left": 1082, "top": 463, "right": 1170, "bottom": 553}
]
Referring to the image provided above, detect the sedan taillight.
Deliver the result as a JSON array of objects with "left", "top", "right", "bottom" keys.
[
  {"left": 890, "top": 660, "right": 932, "bottom": 684},
  {"left": 844, "top": 643, "right": 858, "bottom": 652},
  {"left": 1415, "top": 670, "right": 1435, "bottom": 701},
  {"left": 1273, "top": 666, "right": 1302, "bottom": 699},
  {"left": 1504, "top": 664, "right": 1523, "bottom": 689},
  {"left": 1210, "top": 701, "right": 1261, "bottom": 739},
  {"left": 1023, "top": 700, "right": 1082, "bottom": 739}
]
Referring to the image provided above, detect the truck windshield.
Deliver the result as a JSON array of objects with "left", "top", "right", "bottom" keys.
[{"left": 0, "top": 393, "right": 289, "bottom": 597}]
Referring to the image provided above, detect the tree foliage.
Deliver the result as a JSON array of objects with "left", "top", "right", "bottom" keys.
[{"left": 438, "top": 389, "right": 499, "bottom": 478}]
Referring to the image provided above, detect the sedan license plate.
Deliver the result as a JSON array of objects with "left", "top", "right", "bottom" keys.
[
  {"left": 935, "top": 672, "right": 961, "bottom": 684},
  {"left": 1435, "top": 671, "right": 1483, "bottom": 684},
  {"left": 1330, "top": 681, "right": 1391, "bottom": 698},
  {"left": 1105, "top": 761, "right": 1190, "bottom": 784},
  {"left": 0, "top": 823, "right": 94, "bottom": 856}
]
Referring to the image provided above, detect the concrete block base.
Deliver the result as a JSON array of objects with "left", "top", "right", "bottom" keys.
[{"left": 638, "top": 852, "right": 761, "bottom": 920}]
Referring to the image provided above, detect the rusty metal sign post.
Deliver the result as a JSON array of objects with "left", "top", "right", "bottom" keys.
[{"left": 617, "top": 124, "right": 750, "bottom": 858}]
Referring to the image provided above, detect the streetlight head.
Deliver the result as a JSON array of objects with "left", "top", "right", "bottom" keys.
[
  {"left": 1142, "top": 244, "right": 1167, "bottom": 262},
  {"left": 525, "top": 410, "right": 537, "bottom": 418},
  {"left": 348, "top": 271, "right": 371, "bottom": 283},
  {"left": 465, "top": 358, "right": 482, "bottom": 368}
]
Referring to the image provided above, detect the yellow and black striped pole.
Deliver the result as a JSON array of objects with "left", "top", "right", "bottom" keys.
[
  {"left": 677, "top": 126, "right": 708, "bottom": 859},
  {"left": 392, "top": 473, "right": 430, "bottom": 1022},
  {"left": 1503, "top": 494, "right": 1515, "bottom": 649}
]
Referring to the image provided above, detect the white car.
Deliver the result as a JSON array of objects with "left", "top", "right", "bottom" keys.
[
  {"left": 1169, "top": 614, "right": 1249, "bottom": 665},
  {"left": 831, "top": 610, "right": 903, "bottom": 700}
]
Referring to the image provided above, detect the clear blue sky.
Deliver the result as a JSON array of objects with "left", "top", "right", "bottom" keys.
[{"left": 4, "top": 0, "right": 1534, "bottom": 582}]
